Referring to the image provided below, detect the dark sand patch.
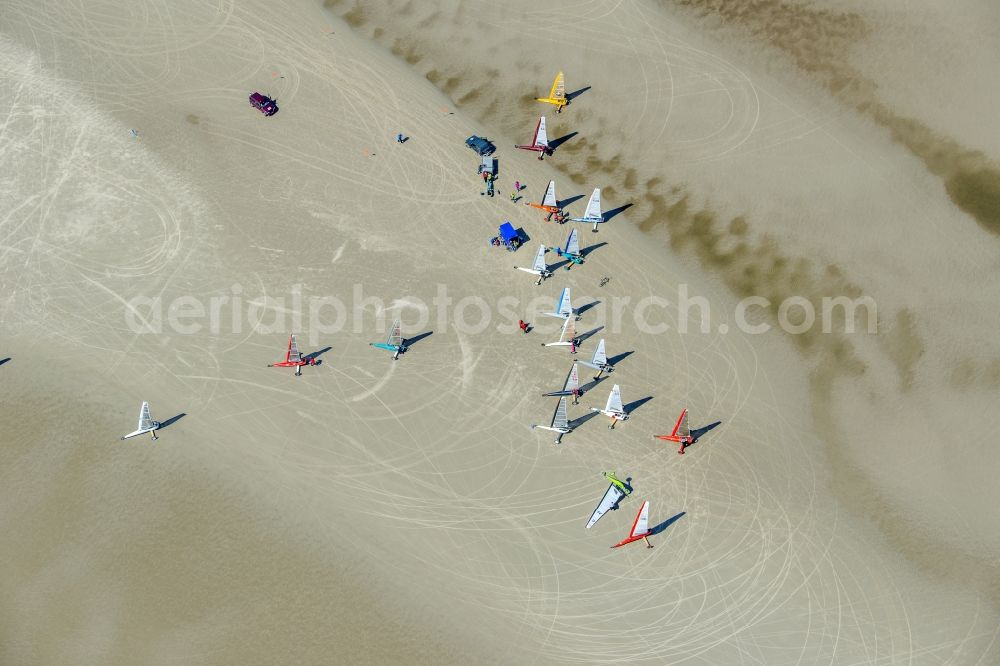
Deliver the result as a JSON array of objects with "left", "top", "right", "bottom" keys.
[
  {"left": 670, "top": 0, "right": 1000, "bottom": 236},
  {"left": 390, "top": 37, "right": 422, "bottom": 64},
  {"left": 558, "top": 135, "right": 587, "bottom": 155},
  {"left": 950, "top": 358, "right": 978, "bottom": 389},
  {"left": 345, "top": 5, "right": 367, "bottom": 28},
  {"left": 457, "top": 85, "right": 483, "bottom": 106},
  {"left": 986, "top": 359, "right": 1000, "bottom": 389},
  {"left": 516, "top": 93, "right": 537, "bottom": 114},
  {"left": 877, "top": 308, "right": 924, "bottom": 391},
  {"left": 639, "top": 184, "right": 871, "bottom": 359},
  {"left": 950, "top": 357, "right": 1000, "bottom": 390},
  {"left": 441, "top": 76, "right": 461, "bottom": 95}
]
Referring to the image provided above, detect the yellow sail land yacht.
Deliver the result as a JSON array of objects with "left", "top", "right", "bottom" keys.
[{"left": 536, "top": 71, "right": 568, "bottom": 112}]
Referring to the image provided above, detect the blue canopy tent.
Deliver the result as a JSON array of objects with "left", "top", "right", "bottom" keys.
[{"left": 497, "top": 222, "right": 521, "bottom": 251}]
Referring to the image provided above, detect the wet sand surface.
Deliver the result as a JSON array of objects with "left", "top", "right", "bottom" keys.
[{"left": 1, "top": 0, "right": 998, "bottom": 662}]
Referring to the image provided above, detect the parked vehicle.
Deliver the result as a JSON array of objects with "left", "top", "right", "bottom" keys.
[
  {"left": 478, "top": 156, "right": 498, "bottom": 176},
  {"left": 249, "top": 92, "right": 278, "bottom": 116},
  {"left": 466, "top": 135, "right": 496, "bottom": 156}
]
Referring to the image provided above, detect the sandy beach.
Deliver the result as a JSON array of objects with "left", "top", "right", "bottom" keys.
[{"left": 1, "top": 0, "right": 998, "bottom": 663}]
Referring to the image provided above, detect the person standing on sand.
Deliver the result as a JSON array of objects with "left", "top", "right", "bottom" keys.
[
  {"left": 518, "top": 319, "right": 529, "bottom": 334},
  {"left": 514, "top": 180, "right": 521, "bottom": 192}
]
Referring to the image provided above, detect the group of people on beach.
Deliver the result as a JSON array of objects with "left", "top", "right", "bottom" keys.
[{"left": 483, "top": 170, "right": 496, "bottom": 196}]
